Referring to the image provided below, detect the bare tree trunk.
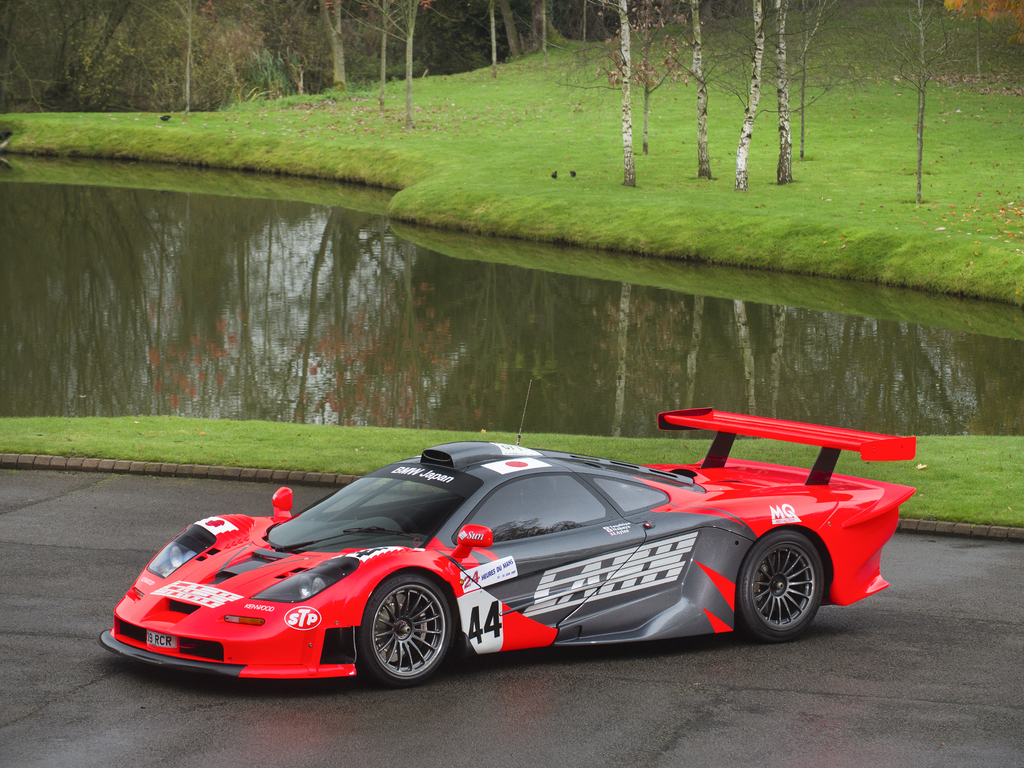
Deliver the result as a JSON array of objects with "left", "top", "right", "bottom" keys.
[
  {"left": 0, "top": 3, "right": 14, "bottom": 111},
  {"left": 975, "top": 15, "right": 981, "bottom": 77},
  {"left": 643, "top": 86, "right": 651, "bottom": 155},
  {"left": 775, "top": 0, "right": 792, "bottom": 184},
  {"left": 490, "top": 0, "right": 497, "bottom": 78},
  {"left": 618, "top": 0, "right": 636, "bottom": 187},
  {"left": 499, "top": 0, "right": 520, "bottom": 57},
  {"left": 916, "top": 68, "right": 925, "bottom": 204},
  {"left": 379, "top": 27, "right": 388, "bottom": 111},
  {"left": 690, "top": 0, "right": 711, "bottom": 179},
  {"left": 185, "top": 0, "right": 192, "bottom": 112},
  {"left": 916, "top": 0, "right": 925, "bottom": 204},
  {"left": 542, "top": 0, "right": 548, "bottom": 66},
  {"left": 799, "top": 46, "right": 807, "bottom": 160},
  {"left": 532, "top": 0, "right": 544, "bottom": 51},
  {"left": 405, "top": 19, "right": 415, "bottom": 128},
  {"left": 735, "top": 0, "right": 764, "bottom": 191},
  {"left": 319, "top": 0, "right": 347, "bottom": 91}
]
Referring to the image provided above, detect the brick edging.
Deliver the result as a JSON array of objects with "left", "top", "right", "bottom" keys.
[
  {"left": 0, "top": 452, "right": 358, "bottom": 489},
  {"left": 4, "top": 452, "right": 1022, "bottom": 542}
]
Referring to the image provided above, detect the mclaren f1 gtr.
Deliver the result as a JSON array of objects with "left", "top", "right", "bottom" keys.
[{"left": 100, "top": 408, "right": 916, "bottom": 687}]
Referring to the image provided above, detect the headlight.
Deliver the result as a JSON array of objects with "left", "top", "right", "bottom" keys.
[
  {"left": 148, "top": 524, "right": 218, "bottom": 579},
  {"left": 254, "top": 557, "right": 359, "bottom": 603}
]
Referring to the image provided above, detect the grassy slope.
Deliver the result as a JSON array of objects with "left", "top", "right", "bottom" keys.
[
  {"left": 1, "top": 14, "right": 1022, "bottom": 305},
  {"left": 1, "top": 416, "right": 1021, "bottom": 528}
]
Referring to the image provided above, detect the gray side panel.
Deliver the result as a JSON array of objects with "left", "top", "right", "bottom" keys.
[{"left": 554, "top": 526, "right": 752, "bottom": 644}]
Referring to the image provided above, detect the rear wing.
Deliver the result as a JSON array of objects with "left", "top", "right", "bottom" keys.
[{"left": 658, "top": 408, "right": 916, "bottom": 486}]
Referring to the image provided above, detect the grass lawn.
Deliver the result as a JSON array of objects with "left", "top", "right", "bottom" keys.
[{"left": 1, "top": 416, "right": 1021, "bottom": 529}]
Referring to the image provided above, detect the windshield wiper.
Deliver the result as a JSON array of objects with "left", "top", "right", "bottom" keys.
[{"left": 275, "top": 527, "right": 422, "bottom": 553}]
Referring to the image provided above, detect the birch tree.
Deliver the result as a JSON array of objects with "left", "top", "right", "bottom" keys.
[
  {"left": 617, "top": 0, "right": 636, "bottom": 186},
  {"left": 363, "top": 0, "right": 433, "bottom": 127},
  {"left": 689, "top": 0, "right": 711, "bottom": 179},
  {"left": 630, "top": 0, "right": 686, "bottom": 156},
  {"left": 319, "top": 0, "right": 347, "bottom": 91},
  {"left": 794, "top": 0, "right": 839, "bottom": 162},
  {"left": 879, "top": 0, "right": 961, "bottom": 203},
  {"left": 734, "top": 0, "right": 765, "bottom": 191},
  {"left": 775, "top": 0, "right": 791, "bottom": 184},
  {"left": 166, "top": 0, "right": 197, "bottom": 112}
]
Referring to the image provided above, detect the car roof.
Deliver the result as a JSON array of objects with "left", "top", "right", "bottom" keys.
[{"left": 416, "top": 441, "right": 699, "bottom": 490}]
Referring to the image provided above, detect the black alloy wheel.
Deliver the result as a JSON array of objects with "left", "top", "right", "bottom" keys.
[{"left": 736, "top": 530, "right": 824, "bottom": 643}]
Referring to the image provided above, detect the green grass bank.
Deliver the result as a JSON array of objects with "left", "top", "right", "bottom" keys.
[
  {"left": 2, "top": 416, "right": 1021, "bottom": 529},
  {"left": 1, "top": 24, "right": 1023, "bottom": 306}
]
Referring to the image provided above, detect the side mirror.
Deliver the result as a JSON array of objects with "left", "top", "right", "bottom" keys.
[
  {"left": 272, "top": 487, "right": 294, "bottom": 522},
  {"left": 451, "top": 524, "right": 493, "bottom": 561}
]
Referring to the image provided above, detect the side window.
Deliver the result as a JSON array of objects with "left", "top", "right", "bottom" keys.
[
  {"left": 466, "top": 474, "right": 609, "bottom": 542},
  {"left": 591, "top": 477, "right": 670, "bottom": 514}
]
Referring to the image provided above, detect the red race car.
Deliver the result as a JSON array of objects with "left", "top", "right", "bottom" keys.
[{"left": 100, "top": 408, "right": 916, "bottom": 687}]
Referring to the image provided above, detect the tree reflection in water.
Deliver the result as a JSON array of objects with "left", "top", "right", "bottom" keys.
[{"left": 2, "top": 182, "right": 1023, "bottom": 437}]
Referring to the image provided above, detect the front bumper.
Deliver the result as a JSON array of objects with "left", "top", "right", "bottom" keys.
[{"left": 99, "top": 629, "right": 358, "bottom": 680}]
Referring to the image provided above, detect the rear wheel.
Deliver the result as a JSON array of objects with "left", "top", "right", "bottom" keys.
[
  {"left": 736, "top": 530, "right": 823, "bottom": 643},
  {"left": 355, "top": 573, "right": 451, "bottom": 687}
]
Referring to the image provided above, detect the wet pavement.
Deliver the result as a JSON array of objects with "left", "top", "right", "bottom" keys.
[{"left": 1, "top": 469, "right": 1022, "bottom": 768}]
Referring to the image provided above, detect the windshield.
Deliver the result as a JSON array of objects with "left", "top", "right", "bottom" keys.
[{"left": 268, "top": 468, "right": 481, "bottom": 552}]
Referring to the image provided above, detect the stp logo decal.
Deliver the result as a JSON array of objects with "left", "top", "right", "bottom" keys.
[{"left": 285, "top": 606, "right": 322, "bottom": 630}]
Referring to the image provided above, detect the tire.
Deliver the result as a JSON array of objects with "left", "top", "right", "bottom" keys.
[
  {"left": 736, "top": 530, "right": 824, "bottom": 643},
  {"left": 355, "top": 573, "right": 451, "bottom": 688}
]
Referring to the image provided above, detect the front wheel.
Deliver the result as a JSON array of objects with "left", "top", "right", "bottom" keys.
[
  {"left": 736, "top": 530, "right": 824, "bottom": 643},
  {"left": 355, "top": 573, "right": 451, "bottom": 688}
]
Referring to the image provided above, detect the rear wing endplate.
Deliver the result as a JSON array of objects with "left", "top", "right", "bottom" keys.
[{"left": 658, "top": 408, "right": 916, "bottom": 486}]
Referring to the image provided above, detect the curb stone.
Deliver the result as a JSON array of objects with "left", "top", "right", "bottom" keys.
[
  {"left": 0, "top": 453, "right": 358, "bottom": 489},
  {"left": 2, "top": 453, "right": 1022, "bottom": 542}
]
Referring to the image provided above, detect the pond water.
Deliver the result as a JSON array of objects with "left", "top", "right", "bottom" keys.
[{"left": 2, "top": 177, "right": 1023, "bottom": 438}]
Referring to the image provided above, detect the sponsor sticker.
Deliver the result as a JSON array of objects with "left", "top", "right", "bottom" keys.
[
  {"left": 196, "top": 516, "right": 239, "bottom": 535},
  {"left": 481, "top": 457, "right": 551, "bottom": 475},
  {"left": 770, "top": 503, "right": 802, "bottom": 525},
  {"left": 390, "top": 466, "right": 455, "bottom": 484},
  {"left": 491, "top": 443, "right": 542, "bottom": 457},
  {"left": 285, "top": 606, "right": 322, "bottom": 630},
  {"left": 603, "top": 523, "right": 632, "bottom": 537},
  {"left": 461, "top": 556, "right": 518, "bottom": 594},
  {"left": 244, "top": 603, "right": 276, "bottom": 612},
  {"left": 152, "top": 581, "right": 244, "bottom": 608}
]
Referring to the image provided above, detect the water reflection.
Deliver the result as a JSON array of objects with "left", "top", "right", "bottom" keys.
[{"left": 2, "top": 181, "right": 1022, "bottom": 437}]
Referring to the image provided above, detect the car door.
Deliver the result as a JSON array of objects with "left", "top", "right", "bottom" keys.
[{"left": 458, "top": 471, "right": 647, "bottom": 632}]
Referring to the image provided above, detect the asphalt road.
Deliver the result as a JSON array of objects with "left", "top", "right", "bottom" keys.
[{"left": 1, "top": 469, "right": 1022, "bottom": 768}]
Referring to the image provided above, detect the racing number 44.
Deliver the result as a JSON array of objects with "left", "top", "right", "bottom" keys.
[{"left": 467, "top": 600, "right": 502, "bottom": 645}]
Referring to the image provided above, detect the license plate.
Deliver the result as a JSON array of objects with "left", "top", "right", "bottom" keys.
[{"left": 147, "top": 630, "right": 178, "bottom": 650}]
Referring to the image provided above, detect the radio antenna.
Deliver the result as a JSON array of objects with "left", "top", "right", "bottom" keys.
[{"left": 516, "top": 380, "right": 533, "bottom": 446}]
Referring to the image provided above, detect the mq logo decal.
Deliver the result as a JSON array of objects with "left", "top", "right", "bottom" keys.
[
  {"left": 770, "top": 503, "right": 802, "bottom": 525},
  {"left": 285, "top": 606, "right": 322, "bottom": 630}
]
